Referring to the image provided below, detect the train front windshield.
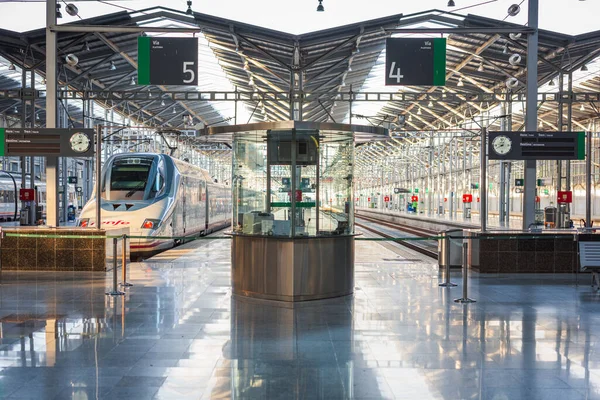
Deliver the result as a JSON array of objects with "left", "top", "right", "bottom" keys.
[{"left": 102, "top": 156, "right": 165, "bottom": 201}]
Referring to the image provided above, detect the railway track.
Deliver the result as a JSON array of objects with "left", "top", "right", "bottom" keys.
[{"left": 355, "top": 214, "right": 439, "bottom": 259}]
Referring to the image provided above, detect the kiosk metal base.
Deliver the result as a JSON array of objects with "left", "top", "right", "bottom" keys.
[{"left": 231, "top": 234, "right": 355, "bottom": 302}]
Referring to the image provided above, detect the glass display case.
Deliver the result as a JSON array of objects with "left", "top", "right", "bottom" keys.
[{"left": 232, "top": 128, "right": 354, "bottom": 238}]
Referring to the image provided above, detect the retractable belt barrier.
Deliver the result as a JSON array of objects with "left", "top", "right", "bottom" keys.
[
  {"left": 0, "top": 231, "right": 582, "bottom": 303},
  {"left": 0, "top": 231, "right": 579, "bottom": 241}
]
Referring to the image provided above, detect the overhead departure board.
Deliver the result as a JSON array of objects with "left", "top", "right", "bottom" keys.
[
  {"left": 138, "top": 37, "right": 198, "bottom": 86},
  {"left": 0, "top": 128, "right": 94, "bottom": 157},
  {"left": 488, "top": 131, "right": 585, "bottom": 161},
  {"left": 385, "top": 38, "right": 446, "bottom": 86}
]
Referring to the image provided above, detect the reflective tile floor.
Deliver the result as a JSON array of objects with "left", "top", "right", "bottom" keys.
[{"left": 1, "top": 236, "right": 600, "bottom": 399}]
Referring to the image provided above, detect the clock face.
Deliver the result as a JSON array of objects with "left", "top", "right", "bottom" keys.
[
  {"left": 70, "top": 132, "right": 91, "bottom": 153},
  {"left": 492, "top": 135, "right": 512, "bottom": 155}
]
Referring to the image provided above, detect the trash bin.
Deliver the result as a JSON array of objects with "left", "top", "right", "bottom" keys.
[
  {"left": 19, "top": 208, "right": 29, "bottom": 226},
  {"left": 438, "top": 229, "right": 463, "bottom": 268}
]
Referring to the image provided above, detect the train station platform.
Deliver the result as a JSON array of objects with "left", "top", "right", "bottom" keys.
[
  {"left": 0, "top": 232, "right": 597, "bottom": 399},
  {"left": 357, "top": 207, "right": 598, "bottom": 231}
]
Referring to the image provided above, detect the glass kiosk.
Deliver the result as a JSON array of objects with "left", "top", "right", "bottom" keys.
[{"left": 205, "top": 121, "right": 388, "bottom": 302}]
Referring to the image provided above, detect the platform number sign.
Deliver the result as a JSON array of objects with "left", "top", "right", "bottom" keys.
[
  {"left": 385, "top": 38, "right": 446, "bottom": 86},
  {"left": 138, "top": 37, "right": 198, "bottom": 86}
]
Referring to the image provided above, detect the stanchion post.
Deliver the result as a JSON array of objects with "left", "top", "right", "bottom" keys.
[
  {"left": 454, "top": 241, "right": 475, "bottom": 303},
  {"left": 439, "top": 231, "right": 457, "bottom": 287},
  {"left": 106, "top": 237, "right": 124, "bottom": 296},
  {"left": 120, "top": 234, "right": 133, "bottom": 287}
]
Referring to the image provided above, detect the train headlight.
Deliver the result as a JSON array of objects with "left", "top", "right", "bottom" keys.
[
  {"left": 78, "top": 218, "right": 90, "bottom": 227},
  {"left": 141, "top": 219, "right": 160, "bottom": 229}
]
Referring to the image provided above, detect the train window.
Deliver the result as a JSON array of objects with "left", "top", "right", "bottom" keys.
[
  {"left": 105, "top": 157, "right": 154, "bottom": 200},
  {"left": 151, "top": 159, "right": 166, "bottom": 198},
  {"left": 149, "top": 172, "right": 164, "bottom": 199}
]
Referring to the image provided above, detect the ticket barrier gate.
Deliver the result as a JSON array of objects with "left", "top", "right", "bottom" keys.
[
  {"left": 558, "top": 204, "right": 572, "bottom": 228},
  {"left": 463, "top": 203, "right": 472, "bottom": 219},
  {"left": 462, "top": 194, "right": 473, "bottom": 219},
  {"left": 544, "top": 206, "right": 557, "bottom": 228},
  {"left": 19, "top": 208, "right": 30, "bottom": 226}
]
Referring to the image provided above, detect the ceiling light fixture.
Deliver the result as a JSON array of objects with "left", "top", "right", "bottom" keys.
[
  {"left": 509, "top": 53, "right": 522, "bottom": 66},
  {"left": 539, "top": 120, "right": 543, "bottom": 128},
  {"left": 408, "top": 115, "right": 413, "bottom": 122},
  {"left": 7, "top": 63, "right": 15, "bottom": 71},
  {"left": 581, "top": 64, "right": 589, "bottom": 72},
  {"left": 85, "top": 41, "right": 90, "bottom": 52},
  {"left": 506, "top": 77, "right": 519, "bottom": 89},
  {"left": 549, "top": 79, "right": 555, "bottom": 86},
  {"left": 447, "top": 0, "right": 455, "bottom": 6},
  {"left": 457, "top": 77, "right": 464, "bottom": 86},
  {"left": 503, "top": 43, "right": 509, "bottom": 54},
  {"left": 477, "top": 62, "right": 484, "bottom": 72},
  {"left": 428, "top": 101, "right": 433, "bottom": 108},
  {"left": 417, "top": 107, "right": 422, "bottom": 115},
  {"left": 65, "top": 54, "right": 78, "bottom": 66},
  {"left": 317, "top": 0, "right": 324, "bottom": 12},
  {"left": 509, "top": 33, "right": 522, "bottom": 40},
  {"left": 110, "top": 61, "right": 116, "bottom": 70},
  {"left": 580, "top": 103, "right": 586, "bottom": 111},
  {"left": 130, "top": 76, "right": 136, "bottom": 85},
  {"left": 56, "top": 4, "right": 62, "bottom": 19},
  {"left": 186, "top": 1, "right": 193, "bottom": 15},
  {"left": 172, "top": 107, "right": 176, "bottom": 114},
  {"left": 161, "top": 99, "right": 165, "bottom": 106}
]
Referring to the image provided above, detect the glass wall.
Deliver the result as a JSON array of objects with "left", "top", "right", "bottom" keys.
[{"left": 231, "top": 128, "right": 354, "bottom": 237}]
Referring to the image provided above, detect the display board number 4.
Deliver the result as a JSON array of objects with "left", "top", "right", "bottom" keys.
[{"left": 389, "top": 62, "right": 404, "bottom": 84}]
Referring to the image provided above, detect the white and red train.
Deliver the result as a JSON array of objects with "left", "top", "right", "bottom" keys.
[{"left": 77, "top": 153, "right": 231, "bottom": 260}]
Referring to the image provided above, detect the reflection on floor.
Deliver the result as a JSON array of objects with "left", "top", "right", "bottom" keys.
[{"left": 0, "top": 236, "right": 599, "bottom": 399}]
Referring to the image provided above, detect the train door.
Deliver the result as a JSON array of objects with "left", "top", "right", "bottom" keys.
[
  {"left": 205, "top": 185, "right": 210, "bottom": 233},
  {"left": 182, "top": 178, "right": 187, "bottom": 235},
  {"left": 199, "top": 180, "right": 206, "bottom": 234}
]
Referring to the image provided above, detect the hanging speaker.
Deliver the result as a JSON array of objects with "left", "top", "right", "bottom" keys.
[
  {"left": 509, "top": 53, "right": 522, "bottom": 66},
  {"left": 507, "top": 4, "right": 520, "bottom": 16},
  {"left": 506, "top": 77, "right": 519, "bottom": 89}
]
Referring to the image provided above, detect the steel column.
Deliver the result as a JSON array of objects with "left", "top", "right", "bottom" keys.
[
  {"left": 522, "top": 0, "right": 539, "bottom": 230},
  {"left": 95, "top": 125, "right": 102, "bottom": 229},
  {"left": 566, "top": 72, "right": 573, "bottom": 194},
  {"left": 557, "top": 73, "right": 564, "bottom": 192},
  {"left": 586, "top": 131, "right": 592, "bottom": 227},
  {"left": 499, "top": 103, "right": 507, "bottom": 226},
  {"left": 46, "top": 0, "right": 59, "bottom": 227},
  {"left": 481, "top": 127, "right": 487, "bottom": 232},
  {"left": 29, "top": 70, "right": 36, "bottom": 225}
]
